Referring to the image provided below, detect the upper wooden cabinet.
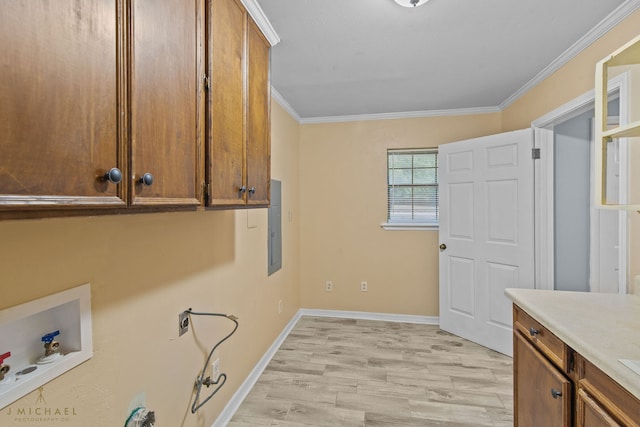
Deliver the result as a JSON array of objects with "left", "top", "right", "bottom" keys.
[
  {"left": 246, "top": 19, "right": 271, "bottom": 207},
  {"left": 207, "top": 0, "right": 246, "bottom": 207},
  {"left": 0, "top": 0, "right": 203, "bottom": 215},
  {"left": 0, "top": 0, "right": 125, "bottom": 210},
  {"left": 206, "top": 0, "right": 271, "bottom": 208},
  {"left": 0, "top": 0, "right": 270, "bottom": 217},
  {"left": 129, "top": 0, "right": 203, "bottom": 208}
]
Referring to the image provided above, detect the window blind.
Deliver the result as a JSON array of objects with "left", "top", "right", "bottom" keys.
[{"left": 387, "top": 148, "right": 438, "bottom": 225}]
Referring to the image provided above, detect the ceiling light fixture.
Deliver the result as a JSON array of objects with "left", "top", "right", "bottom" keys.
[{"left": 393, "top": 0, "right": 429, "bottom": 7}]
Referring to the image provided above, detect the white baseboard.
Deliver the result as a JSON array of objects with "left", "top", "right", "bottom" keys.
[
  {"left": 211, "top": 309, "right": 439, "bottom": 426},
  {"left": 299, "top": 308, "right": 439, "bottom": 325},
  {"left": 212, "top": 310, "right": 301, "bottom": 427}
]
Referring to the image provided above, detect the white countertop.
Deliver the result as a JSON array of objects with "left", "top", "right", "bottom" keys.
[{"left": 505, "top": 288, "right": 640, "bottom": 400}]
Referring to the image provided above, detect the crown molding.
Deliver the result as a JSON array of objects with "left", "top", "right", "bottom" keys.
[
  {"left": 240, "top": 0, "right": 280, "bottom": 46},
  {"left": 299, "top": 106, "right": 501, "bottom": 124},
  {"left": 271, "top": 87, "right": 301, "bottom": 123},
  {"left": 500, "top": 0, "right": 640, "bottom": 109},
  {"left": 272, "top": 88, "right": 500, "bottom": 124}
]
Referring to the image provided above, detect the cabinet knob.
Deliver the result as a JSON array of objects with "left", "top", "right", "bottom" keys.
[
  {"left": 551, "top": 388, "right": 562, "bottom": 399},
  {"left": 239, "top": 186, "right": 247, "bottom": 194},
  {"left": 249, "top": 187, "right": 255, "bottom": 194},
  {"left": 138, "top": 173, "right": 154, "bottom": 186},
  {"left": 529, "top": 327, "right": 539, "bottom": 336},
  {"left": 439, "top": 243, "right": 447, "bottom": 250},
  {"left": 103, "top": 168, "right": 123, "bottom": 184}
]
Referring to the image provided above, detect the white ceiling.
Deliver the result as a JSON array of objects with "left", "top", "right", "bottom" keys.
[{"left": 256, "top": 0, "right": 635, "bottom": 120}]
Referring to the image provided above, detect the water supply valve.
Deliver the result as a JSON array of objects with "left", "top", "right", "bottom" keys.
[
  {"left": 42, "top": 330, "right": 61, "bottom": 356},
  {"left": 0, "top": 352, "right": 11, "bottom": 381},
  {"left": 37, "top": 330, "right": 62, "bottom": 365}
]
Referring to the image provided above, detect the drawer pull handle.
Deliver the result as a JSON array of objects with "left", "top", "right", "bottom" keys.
[
  {"left": 551, "top": 388, "right": 562, "bottom": 399},
  {"left": 529, "top": 327, "right": 539, "bottom": 336},
  {"left": 138, "top": 172, "right": 154, "bottom": 186},
  {"left": 103, "top": 167, "right": 123, "bottom": 184}
]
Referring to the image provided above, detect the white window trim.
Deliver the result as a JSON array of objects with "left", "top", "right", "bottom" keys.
[
  {"left": 385, "top": 148, "right": 439, "bottom": 230},
  {"left": 380, "top": 222, "right": 438, "bottom": 231}
]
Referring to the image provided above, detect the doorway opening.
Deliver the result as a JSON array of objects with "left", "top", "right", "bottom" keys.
[{"left": 532, "top": 74, "right": 629, "bottom": 293}]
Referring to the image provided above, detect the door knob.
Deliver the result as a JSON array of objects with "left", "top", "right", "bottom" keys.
[
  {"left": 551, "top": 388, "right": 562, "bottom": 399},
  {"left": 248, "top": 187, "right": 255, "bottom": 194},
  {"left": 239, "top": 186, "right": 247, "bottom": 193},
  {"left": 439, "top": 243, "right": 447, "bottom": 250}
]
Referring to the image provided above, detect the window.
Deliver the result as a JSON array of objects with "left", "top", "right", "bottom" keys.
[{"left": 384, "top": 148, "right": 438, "bottom": 230}]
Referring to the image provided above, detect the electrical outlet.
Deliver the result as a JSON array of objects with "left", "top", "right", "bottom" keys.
[
  {"left": 325, "top": 280, "right": 333, "bottom": 292},
  {"left": 212, "top": 358, "right": 220, "bottom": 380},
  {"left": 360, "top": 281, "right": 368, "bottom": 292},
  {"left": 178, "top": 311, "right": 189, "bottom": 336},
  {"left": 278, "top": 300, "right": 283, "bottom": 314}
]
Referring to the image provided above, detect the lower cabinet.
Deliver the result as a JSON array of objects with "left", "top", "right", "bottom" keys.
[
  {"left": 576, "top": 355, "right": 640, "bottom": 427},
  {"left": 514, "top": 331, "right": 572, "bottom": 426},
  {"left": 576, "top": 388, "right": 622, "bottom": 427},
  {"left": 513, "top": 304, "right": 640, "bottom": 427}
]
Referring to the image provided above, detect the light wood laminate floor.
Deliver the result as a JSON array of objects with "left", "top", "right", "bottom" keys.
[{"left": 229, "top": 317, "right": 513, "bottom": 427}]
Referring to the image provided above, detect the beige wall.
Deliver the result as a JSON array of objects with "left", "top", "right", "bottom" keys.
[
  {"left": 0, "top": 100, "right": 300, "bottom": 426},
  {"left": 298, "top": 114, "right": 502, "bottom": 316}
]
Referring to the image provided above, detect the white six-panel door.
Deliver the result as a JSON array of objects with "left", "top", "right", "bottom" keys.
[{"left": 438, "top": 129, "right": 535, "bottom": 356}]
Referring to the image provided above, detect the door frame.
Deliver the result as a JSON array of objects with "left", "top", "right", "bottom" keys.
[{"left": 531, "top": 72, "right": 629, "bottom": 293}]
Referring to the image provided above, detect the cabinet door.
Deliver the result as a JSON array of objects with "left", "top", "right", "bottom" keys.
[
  {"left": 246, "top": 18, "right": 271, "bottom": 207},
  {"left": 514, "top": 332, "right": 572, "bottom": 426},
  {"left": 579, "top": 356, "right": 640, "bottom": 426},
  {"left": 577, "top": 388, "right": 622, "bottom": 427},
  {"left": 207, "top": 0, "right": 246, "bottom": 207},
  {"left": 0, "top": 0, "right": 126, "bottom": 209},
  {"left": 130, "top": 0, "right": 201, "bottom": 207}
]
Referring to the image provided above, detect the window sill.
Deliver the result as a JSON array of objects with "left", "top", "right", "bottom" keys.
[{"left": 380, "top": 223, "right": 439, "bottom": 231}]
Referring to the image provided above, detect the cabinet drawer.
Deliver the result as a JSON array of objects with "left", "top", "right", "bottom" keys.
[
  {"left": 578, "top": 356, "right": 640, "bottom": 427},
  {"left": 577, "top": 388, "right": 622, "bottom": 426},
  {"left": 514, "top": 305, "right": 569, "bottom": 371}
]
